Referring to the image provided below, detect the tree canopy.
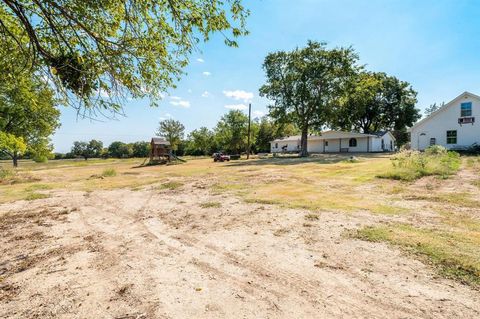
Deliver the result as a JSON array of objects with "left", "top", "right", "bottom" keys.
[
  {"left": 331, "top": 71, "right": 420, "bottom": 135},
  {"left": 214, "top": 110, "right": 249, "bottom": 154},
  {"left": 0, "top": 0, "right": 249, "bottom": 112},
  {"left": 156, "top": 119, "right": 185, "bottom": 152},
  {"left": 185, "top": 127, "right": 215, "bottom": 156},
  {"left": 71, "top": 140, "right": 103, "bottom": 160},
  {"left": 0, "top": 132, "right": 27, "bottom": 166},
  {"left": 0, "top": 70, "right": 60, "bottom": 166},
  {"left": 260, "top": 41, "right": 359, "bottom": 156}
]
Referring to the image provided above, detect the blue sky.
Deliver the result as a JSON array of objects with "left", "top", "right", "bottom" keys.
[{"left": 52, "top": 0, "right": 480, "bottom": 152}]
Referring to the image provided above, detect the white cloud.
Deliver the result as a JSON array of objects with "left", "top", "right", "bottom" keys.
[
  {"left": 201, "top": 91, "right": 211, "bottom": 98},
  {"left": 197, "top": 58, "right": 205, "bottom": 63},
  {"left": 159, "top": 113, "right": 173, "bottom": 121},
  {"left": 253, "top": 110, "right": 265, "bottom": 117},
  {"left": 223, "top": 90, "right": 254, "bottom": 102},
  {"left": 169, "top": 96, "right": 190, "bottom": 108},
  {"left": 225, "top": 104, "right": 248, "bottom": 110},
  {"left": 202, "top": 71, "right": 211, "bottom": 76},
  {"left": 170, "top": 100, "right": 191, "bottom": 108}
]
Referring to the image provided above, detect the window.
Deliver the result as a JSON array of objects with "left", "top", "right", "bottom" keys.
[
  {"left": 390, "top": 140, "right": 394, "bottom": 150},
  {"left": 430, "top": 138, "right": 436, "bottom": 146},
  {"left": 275, "top": 143, "right": 278, "bottom": 148},
  {"left": 349, "top": 138, "right": 357, "bottom": 147},
  {"left": 461, "top": 102, "right": 472, "bottom": 117},
  {"left": 325, "top": 141, "right": 329, "bottom": 146},
  {"left": 446, "top": 130, "right": 457, "bottom": 144}
]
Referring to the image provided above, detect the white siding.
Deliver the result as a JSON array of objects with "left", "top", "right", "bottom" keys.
[
  {"left": 307, "top": 139, "right": 323, "bottom": 153},
  {"left": 370, "top": 134, "right": 395, "bottom": 152},
  {"left": 271, "top": 139, "right": 300, "bottom": 153},
  {"left": 411, "top": 93, "right": 480, "bottom": 150},
  {"left": 339, "top": 137, "right": 368, "bottom": 152}
]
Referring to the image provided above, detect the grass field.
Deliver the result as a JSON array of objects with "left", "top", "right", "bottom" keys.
[{"left": 1, "top": 154, "right": 479, "bottom": 317}]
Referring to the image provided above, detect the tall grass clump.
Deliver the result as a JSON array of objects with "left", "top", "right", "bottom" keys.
[
  {"left": 102, "top": 168, "right": 117, "bottom": 177},
  {"left": 378, "top": 146, "right": 460, "bottom": 181},
  {"left": 0, "top": 167, "right": 15, "bottom": 182}
]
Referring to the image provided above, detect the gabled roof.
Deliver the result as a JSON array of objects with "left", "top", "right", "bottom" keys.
[
  {"left": 408, "top": 91, "right": 480, "bottom": 132},
  {"left": 151, "top": 137, "right": 170, "bottom": 145}
]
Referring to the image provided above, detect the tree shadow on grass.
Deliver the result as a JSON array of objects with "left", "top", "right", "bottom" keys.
[{"left": 224, "top": 153, "right": 390, "bottom": 167}]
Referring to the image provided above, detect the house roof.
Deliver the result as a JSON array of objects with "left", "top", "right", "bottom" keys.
[
  {"left": 271, "top": 130, "right": 384, "bottom": 143},
  {"left": 408, "top": 91, "right": 480, "bottom": 132},
  {"left": 151, "top": 137, "right": 170, "bottom": 145}
]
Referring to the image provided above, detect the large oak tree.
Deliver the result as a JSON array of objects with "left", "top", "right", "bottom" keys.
[
  {"left": 331, "top": 71, "right": 420, "bottom": 145},
  {"left": 259, "top": 41, "right": 359, "bottom": 156}
]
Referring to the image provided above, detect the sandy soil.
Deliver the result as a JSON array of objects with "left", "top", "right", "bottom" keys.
[{"left": 1, "top": 182, "right": 479, "bottom": 318}]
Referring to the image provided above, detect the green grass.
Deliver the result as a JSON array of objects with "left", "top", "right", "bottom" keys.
[
  {"left": 355, "top": 224, "right": 480, "bottom": 287},
  {"left": 200, "top": 201, "right": 221, "bottom": 208},
  {"left": 157, "top": 181, "right": 184, "bottom": 190},
  {"left": 377, "top": 149, "right": 461, "bottom": 181},
  {"left": 25, "top": 192, "right": 50, "bottom": 201},
  {"left": 102, "top": 168, "right": 117, "bottom": 177}
]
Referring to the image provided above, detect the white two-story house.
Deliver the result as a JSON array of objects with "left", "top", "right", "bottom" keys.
[{"left": 409, "top": 91, "right": 479, "bottom": 150}]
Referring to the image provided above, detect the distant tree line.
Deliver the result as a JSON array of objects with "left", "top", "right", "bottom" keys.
[
  {"left": 55, "top": 140, "right": 151, "bottom": 160},
  {"left": 55, "top": 111, "right": 299, "bottom": 160},
  {"left": 156, "top": 113, "right": 299, "bottom": 156}
]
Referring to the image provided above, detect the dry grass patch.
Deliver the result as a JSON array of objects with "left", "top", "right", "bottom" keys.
[{"left": 354, "top": 223, "right": 480, "bottom": 287}]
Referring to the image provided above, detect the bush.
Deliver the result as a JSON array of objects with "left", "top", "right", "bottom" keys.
[
  {"left": 424, "top": 145, "right": 447, "bottom": 155},
  {"left": 378, "top": 146, "right": 461, "bottom": 181},
  {"left": 101, "top": 168, "right": 117, "bottom": 177},
  {"left": 0, "top": 167, "right": 15, "bottom": 181}
]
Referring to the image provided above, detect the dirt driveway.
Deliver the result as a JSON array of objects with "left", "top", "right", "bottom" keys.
[{"left": 1, "top": 182, "right": 479, "bottom": 318}]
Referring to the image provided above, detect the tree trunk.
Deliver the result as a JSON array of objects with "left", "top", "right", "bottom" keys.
[
  {"left": 300, "top": 127, "right": 309, "bottom": 157},
  {"left": 13, "top": 152, "right": 18, "bottom": 168}
]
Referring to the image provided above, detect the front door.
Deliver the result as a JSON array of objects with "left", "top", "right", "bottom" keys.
[{"left": 418, "top": 132, "right": 430, "bottom": 151}]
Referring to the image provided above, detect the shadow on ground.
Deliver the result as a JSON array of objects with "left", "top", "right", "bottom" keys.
[{"left": 224, "top": 153, "right": 391, "bottom": 167}]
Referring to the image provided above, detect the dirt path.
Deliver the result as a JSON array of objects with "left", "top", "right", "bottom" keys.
[{"left": 1, "top": 184, "right": 479, "bottom": 318}]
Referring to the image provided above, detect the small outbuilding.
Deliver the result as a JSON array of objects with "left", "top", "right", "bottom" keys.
[{"left": 150, "top": 137, "right": 172, "bottom": 161}]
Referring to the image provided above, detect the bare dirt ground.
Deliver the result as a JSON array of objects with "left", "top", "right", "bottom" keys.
[{"left": 1, "top": 179, "right": 479, "bottom": 319}]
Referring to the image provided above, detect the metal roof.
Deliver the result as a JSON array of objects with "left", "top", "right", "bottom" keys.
[{"left": 151, "top": 137, "right": 171, "bottom": 145}]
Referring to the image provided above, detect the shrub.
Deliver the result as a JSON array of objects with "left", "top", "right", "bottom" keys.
[
  {"left": 101, "top": 168, "right": 117, "bottom": 177},
  {"left": 378, "top": 146, "right": 460, "bottom": 181},
  {"left": 0, "top": 167, "right": 15, "bottom": 181}
]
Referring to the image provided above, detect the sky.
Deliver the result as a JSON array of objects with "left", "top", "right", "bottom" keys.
[{"left": 52, "top": 0, "right": 480, "bottom": 152}]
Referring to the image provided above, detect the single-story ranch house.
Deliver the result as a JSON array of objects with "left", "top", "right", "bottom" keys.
[
  {"left": 271, "top": 131, "right": 396, "bottom": 153},
  {"left": 409, "top": 91, "right": 479, "bottom": 150}
]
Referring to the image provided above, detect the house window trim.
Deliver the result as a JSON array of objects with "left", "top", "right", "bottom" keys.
[
  {"left": 446, "top": 130, "right": 457, "bottom": 144},
  {"left": 430, "top": 138, "right": 436, "bottom": 146},
  {"left": 349, "top": 138, "right": 357, "bottom": 147},
  {"left": 461, "top": 102, "right": 472, "bottom": 117}
]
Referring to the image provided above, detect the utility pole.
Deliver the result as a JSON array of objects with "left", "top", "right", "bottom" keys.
[{"left": 247, "top": 103, "right": 251, "bottom": 159}]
